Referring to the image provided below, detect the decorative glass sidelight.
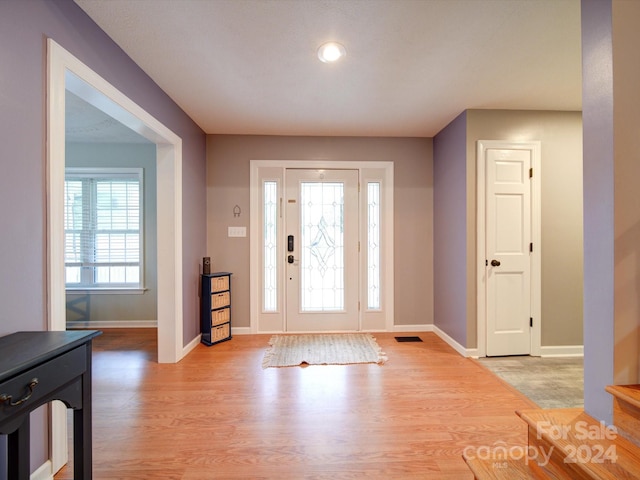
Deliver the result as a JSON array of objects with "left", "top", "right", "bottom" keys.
[
  {"left": 368, "top": 182, "right": 381, "bottom": 310},
  {"left": 300, "top": 182, "right": 344, "bottom": 311},
  {"left": 263, "top": 181, "right": 278, "bottom": 312}
]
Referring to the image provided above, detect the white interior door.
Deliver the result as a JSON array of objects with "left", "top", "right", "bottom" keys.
[
  {"left": 285, "top": 169, "right": 359, "bottom": 331},
  {"left": 485, "top": 147, "right": 532, "bottom": 356}
]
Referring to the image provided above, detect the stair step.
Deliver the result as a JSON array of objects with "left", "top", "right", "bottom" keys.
[
  {"left": 606, "top": 385, "right": 640, "bottom": 409},
  {"left": 517, "top": 408, "right": 640, "bottom": 480},
  {"left": 463, "top": 454, "right": 540, "bottom": 479},
  {"left": 463, "top": 449, "right": 573, "bottom": 479},
  {"left": 606, "top": 384, "right": 640, "bottom": 446}
]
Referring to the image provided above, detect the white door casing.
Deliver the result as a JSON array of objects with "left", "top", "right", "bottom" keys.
[
  {"left": 48, "top": 39, "right": 184, "bottom": 474},
  {"left": 285, "top": 169, "right": 359, "bottom": 332},
  {"left": 477, "top": 141, "right": 541, "bottom": 357},
  {"left": 249, "top": 160, "right": 394, "bottom": 334}
]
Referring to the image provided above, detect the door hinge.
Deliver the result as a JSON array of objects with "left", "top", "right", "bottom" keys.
[
  {"left": 358, "top": 301, "right": 361, "bottom": 311},
  {"left": 530, "top": 242, "right": 533, "bottom": 253},
  {"left": 530, "top": 317, "right": 533, "bottom": 327},
  {"left": 529, "top": 167, "right": 533, "bottom": 178},
  {"left": 358, "top": 241, "right": 360, "bottom": 253}
]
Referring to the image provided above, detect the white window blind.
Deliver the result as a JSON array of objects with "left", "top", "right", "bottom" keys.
[{"left": 65, "top": 168, "right": 143, "bottom": 290}]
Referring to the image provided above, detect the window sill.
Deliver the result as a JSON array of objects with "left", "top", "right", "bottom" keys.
[{"left": 66, "top": 288, "right": 147, "bottom": 295}]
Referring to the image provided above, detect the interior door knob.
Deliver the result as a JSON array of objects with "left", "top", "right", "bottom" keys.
[{"left": 491, "top": 259, "right": 501, "bottom": 267}]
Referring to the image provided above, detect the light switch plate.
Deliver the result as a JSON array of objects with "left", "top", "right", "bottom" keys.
[{"left": 228, "top": 226, "right": 246, "bottom": 237}]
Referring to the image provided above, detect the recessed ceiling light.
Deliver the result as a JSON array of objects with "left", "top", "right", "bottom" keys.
[{"left": 317, "top": 42, "right": 346, "bottom": 63}]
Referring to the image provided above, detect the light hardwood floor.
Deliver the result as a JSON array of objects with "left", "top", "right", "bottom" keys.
[{"left": 55, "top": 329, "right": 537, "bottom": 479}]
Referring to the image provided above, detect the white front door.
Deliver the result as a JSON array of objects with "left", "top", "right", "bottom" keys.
[
  {"left": 485, "top": 147, "right": 532, "bottom": 356},
  {"left": 285, "top": 169, "right": 359, "bottom": 331}
]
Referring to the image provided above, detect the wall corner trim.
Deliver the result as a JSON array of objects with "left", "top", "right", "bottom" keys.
[
  {"left": 432, "top": 325, "right": 473, "bottom": 357},
  {"left": 182, "top": 334, "right": 202, "bottom": 358}
]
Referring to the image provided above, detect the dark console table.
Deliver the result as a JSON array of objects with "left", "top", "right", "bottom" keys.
[{"left": 0, "top": 330, "right": 101, "bottom": 479}]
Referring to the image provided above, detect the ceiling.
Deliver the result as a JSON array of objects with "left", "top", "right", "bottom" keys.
[
  {"left": 73, "top": 0, "right": 582, "bottom": 138},
  {"left": 66, "top": 90, "right": 152, "bottom": 143}
]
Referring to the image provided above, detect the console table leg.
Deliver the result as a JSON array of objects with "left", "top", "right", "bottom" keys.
[
  {"left": 73, "top": 407, "right": 92, "bottom": 479},
  {"left": 73, "top": 347, "right": 93, "bottom": 479},
  {"left": 8, "top": 416, "right": 30, "bottom": 480}
]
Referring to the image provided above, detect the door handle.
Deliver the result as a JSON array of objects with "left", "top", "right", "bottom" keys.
[{"left": 490, "top": 259, "right": 501, "bottom": 267}]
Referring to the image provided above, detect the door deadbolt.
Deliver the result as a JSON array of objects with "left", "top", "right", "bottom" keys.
[
  {"left": 490, "top": 259, "right": 501, "bottom": 267},
  {"left": 288, "top": 255, "right": 294, "bottom": 264}
]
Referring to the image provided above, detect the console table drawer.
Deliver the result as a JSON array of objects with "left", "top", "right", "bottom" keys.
[{"left": 0, "top": 345, "right": 87, "bottom": 421}]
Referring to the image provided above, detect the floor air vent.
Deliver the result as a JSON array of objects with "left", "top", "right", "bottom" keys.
[{"left": 394, "top": 336, "right": 423, "bottom": 342}]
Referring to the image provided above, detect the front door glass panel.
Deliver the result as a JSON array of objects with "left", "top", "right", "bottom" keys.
[{"left": 300, "top": 182, "right": 344, "bottom": 311}]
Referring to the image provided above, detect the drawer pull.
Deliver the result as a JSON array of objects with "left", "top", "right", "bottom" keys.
[{"left": 0, "top": 378, "right": 39, "bottom": 406}]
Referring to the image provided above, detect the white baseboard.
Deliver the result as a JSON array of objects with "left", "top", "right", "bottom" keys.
[
  {"left": 540, "top": 344, "right": 584, "bottom": 357},
  {"left": 182, "top": 333, "right": 202, "bottom": 359},
  {"left": 465, "top": 348, "right": 480, "bottom": 358},
  {"left": 31, "top": 460, "right": 53, "bottom": 480},
  {"left": 432, "top": 325, "right": 472, "bottom": 357},
  {"left": 66, "top": 320, "right": 157, "bottom": 329},
  {"left": 392, "top": 324, "right": 474, "bottom": 358},
  {"left": 231, "top": 326, "right": 254, "bottom": 335}
]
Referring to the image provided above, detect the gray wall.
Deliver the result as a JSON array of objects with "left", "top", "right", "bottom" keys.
[
  {"left": 466, "top": 110, "right": 584, "bottom": 349},
  {"left": 206, "top": 135, "right": 433, "bottom": 329},
  {"left": 65, "top": 142, "right": 158, "bottom": 324},
  {"left": 433, "top": 109, "right": 584, "bottom": 352},
  {"left": 433, "top": 111, "right": 468, "bottom": 347},
  {"left": 0, "top": 0, "right": 206, "bottom": 474}
]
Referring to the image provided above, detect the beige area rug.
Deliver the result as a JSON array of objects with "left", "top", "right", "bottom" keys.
[{"left": 262, "top": 333, "right": 387, "bottom": 368}]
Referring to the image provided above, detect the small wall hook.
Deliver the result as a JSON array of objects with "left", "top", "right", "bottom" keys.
[{"left": 233, "top": 205, "right": 241, "bottom": 217}]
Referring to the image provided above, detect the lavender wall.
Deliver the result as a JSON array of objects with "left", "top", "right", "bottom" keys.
[
  {"left": 0, "top": 0, "right": 206, "bottom": 474},
  {"left": 433, "top": 112, "right": 468, "bottom": 347},
  {"left": 581, "top": 0, "right": 615, "bottom": 422}
]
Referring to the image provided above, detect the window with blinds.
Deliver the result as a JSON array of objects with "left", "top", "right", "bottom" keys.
[{"left": 64, "top": 168, "right": 143, "bottom": 290}]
